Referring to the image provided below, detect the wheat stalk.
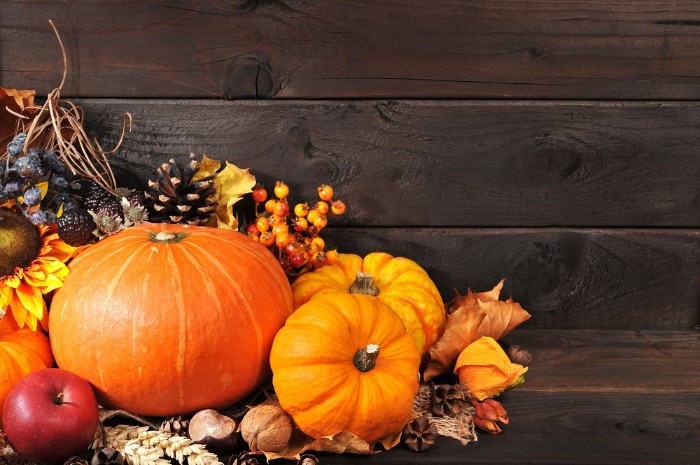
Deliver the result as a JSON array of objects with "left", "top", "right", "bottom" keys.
[{"left": 94, "top": 425, "right": 222, "bottom": 465}]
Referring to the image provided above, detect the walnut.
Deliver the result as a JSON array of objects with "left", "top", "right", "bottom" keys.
[{"left": 240, "top": 404, "right": 293, "bottom": 453}]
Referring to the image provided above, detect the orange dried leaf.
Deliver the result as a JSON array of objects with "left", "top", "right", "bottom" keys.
[
  {"left": 423, "top": 279, "right": 531, "bottom": 382},
  {"left": 0, "top": 87, "right": 37, "bottom": 151}
]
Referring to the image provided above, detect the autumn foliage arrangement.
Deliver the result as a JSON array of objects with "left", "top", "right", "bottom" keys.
[{"left": 1, "top": 28, "right": 535, "bottom": 465}]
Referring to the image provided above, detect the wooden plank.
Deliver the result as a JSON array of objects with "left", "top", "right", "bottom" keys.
[
  {"left": 3, "top": 1, "right": 700, "bottom": 99},
  {"left": 324, "top": 228, "right": 700, "bottom": 330},
  {"left": 76, "top": 99, "right": 700, "bottom": 227},
  {"left": 336, "top": 392, "right": 699, "bottom": 465},
  {"left": 502, "top": 330, "right": 700, "bottom": 393},
  {"left": 316, "top": 329, "right": 700, "bottom": 464}
]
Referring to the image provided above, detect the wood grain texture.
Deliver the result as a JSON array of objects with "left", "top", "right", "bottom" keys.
[
  {"left": 77, "top": 99, "right": 700, "bottom": 227},
  {"left": 503, "top": 330, "right": 700, "bottom": 393},
  {"left": 315, "top": 329, "right": 700, "bottom": 464},
  {"left": 3, "top": 1, "right": 700, "bottom": 99},
  {"left": 324, "top": 228, "right": 700, "bottom": 330},
  {"left": 313, "top": 392, "right": 700, "bottom": 465}
]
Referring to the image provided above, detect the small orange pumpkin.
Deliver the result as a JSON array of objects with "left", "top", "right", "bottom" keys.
[
  {"left": 0, "top": 314, "right": 54, "bottom": 426},
  {"left": 270, "top": 293, "right": 420, "bottom": 443},
  {"left": 49, "top": 223, "right": 294, "bottom": 416},
  {"left": 292, "top": 252, "right": 445, "bottom": 354}
]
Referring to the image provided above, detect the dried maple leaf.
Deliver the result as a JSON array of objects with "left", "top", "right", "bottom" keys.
[
  {"left": 193, "top": 154, "right": 256, "bottom": 230},
  {"left": 0, "top": 87, "right": 37, "bottom": 154},
  {"left": 423, "top": 279, "right": 531, "bottom": 382}
]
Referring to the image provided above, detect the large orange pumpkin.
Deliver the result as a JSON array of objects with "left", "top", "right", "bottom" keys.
[
  {"left": 270, "top": 293, "right": 420, "bottom": 444},
  {"left": 0, "top": 314, "right": 54, "bottom": 426},
  {"left": 49, "top": 223, "right": 294, "bottom": 416},
  {"left": 291, "top": 252, "right": 445, "bottom": 354}
]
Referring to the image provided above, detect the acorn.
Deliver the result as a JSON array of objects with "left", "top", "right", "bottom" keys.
[
  {"left": 188, "top": 409, "right": 239, "bottom": 455},
  {"left": 240, "top": 404, "right": 293, "bottom": 453}
]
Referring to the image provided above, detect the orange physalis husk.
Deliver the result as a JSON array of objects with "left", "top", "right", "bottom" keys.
[
  {"left": 423, "top": 279, "right": 531, "bottom": 382},
  {"left": 454, "top": 336, "right": 528, "bottom": 401}
]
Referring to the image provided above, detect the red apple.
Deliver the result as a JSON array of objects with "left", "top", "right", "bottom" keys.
[{"left": 2, "top": 368, "right": 99, "bottom": 464}]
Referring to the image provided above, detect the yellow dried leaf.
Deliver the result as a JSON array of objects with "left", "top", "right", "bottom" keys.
[
  {"left": 193, "top": 154, "right": 256, "bottom": 230},
  {"left": 423, "top": 279, "right": 531, "bottom": 382}
]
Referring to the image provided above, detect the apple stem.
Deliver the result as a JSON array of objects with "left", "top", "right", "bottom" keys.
[{"left": 54, "top": 391, "right": 64, "bottom": 405}]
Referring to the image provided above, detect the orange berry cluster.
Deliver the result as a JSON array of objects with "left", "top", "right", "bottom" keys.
[{"left": 247, "top": 181, "right": 346, "bottom": 276}]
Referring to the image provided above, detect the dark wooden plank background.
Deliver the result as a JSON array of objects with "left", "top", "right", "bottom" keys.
[
  {"left": 2, "top": 2, "right": 699, "bottom": 464},
  {"left": 80, "top": 100, "right": 700, "bottom": 228},
  {"left": 3, "top": 1, "right": 700, "bottom": 99}
]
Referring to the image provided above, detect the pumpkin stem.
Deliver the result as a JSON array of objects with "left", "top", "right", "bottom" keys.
[
  {"left": 149, "top": 231, "right": 189, "bottom": 243},
  {"left": 353, "top": 343, "right": 380, "bottom": 372},
  {"left": 349, "top": 271, "right": 379, "bottom": 296}
]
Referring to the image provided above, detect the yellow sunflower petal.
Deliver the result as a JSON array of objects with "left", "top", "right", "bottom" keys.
[
  {"left": 15, "top": 282, "right": 44, "bottom": 321},
  {"left": 3, "top": 274, "right": 22, "bottom": 289},
  {"left": 8, "top": 293, "right": 28, "bottom": 328},
  {"left": 40, "top": 274, "right": 65, "bottom": 293}
]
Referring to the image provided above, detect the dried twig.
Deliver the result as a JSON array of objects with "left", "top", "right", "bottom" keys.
[{"left": 1, "top": 20, "right": 132, "bottom": 194}]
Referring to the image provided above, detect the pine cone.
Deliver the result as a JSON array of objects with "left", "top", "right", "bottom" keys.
[
  {"left": 228, "top": 452, "right": 258, "bottom": 465},
  {"left": 160, "top": 415, "right": 189, "bottom": 435},
  {"left": 145, "top": 155, "right": 217, "bottom": 225},
  {"left": 91, "top": 447, "right": 124, "bottom": 465},
  {"left": 297, "top": 454, "right": 320, "bottom": 465},
  {"left": 64, "top": 457, "right": 88, "bottom": 465},
  {"left": 430, "top": 383, "right": 468, "bottom": 417},
  {"left": 402, "top": 415, "right": 438, "bottom": 452}
]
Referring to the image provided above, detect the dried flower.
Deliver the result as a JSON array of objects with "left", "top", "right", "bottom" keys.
[
  {"left": 430, "top": 383, "right": 468, "bottom": 417},
  {"left": 470, "top": 398, "right": 509, "bottom": 434},
  {"left": 402, "top": 415, "right": 438, "bottom": 452},
  {"left": 454, "top": 336, "right": 528, "bottom": 401}
]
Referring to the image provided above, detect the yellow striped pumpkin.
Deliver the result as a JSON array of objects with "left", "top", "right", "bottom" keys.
[
  {"left": 49, "top": 223, "right": 294, "bottom": 416},
  {"left": 0, "top": 314, "right": 54, "bottom": 427},
  {"left": 292, "top": 252, "right": 446, "bottom": 354}
]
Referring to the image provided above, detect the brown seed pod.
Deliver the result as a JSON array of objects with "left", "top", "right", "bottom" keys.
[{"left": 240, "top": 404, "right": 293, "bottom": 453}]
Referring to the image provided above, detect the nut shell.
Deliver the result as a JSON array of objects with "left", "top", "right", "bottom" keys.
[
  {"left": 240, "top": 404, "right": 293, "bottom": 453},
  {"left": 188, "top": 409, "right": 239, "bottom": 455}
]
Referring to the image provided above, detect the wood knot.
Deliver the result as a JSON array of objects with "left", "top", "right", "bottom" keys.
[
  {"left": 529, "top": 48, "right": 550, "bottom": 60},
  {"left": 521, "top": 134, "right": 604, "bottom": 183},
  {"left": 222, "top": 56, "right": 278, "bottom": 99},
  {"left": 207, "top": 0, "right": 261, "bottom": 14}
]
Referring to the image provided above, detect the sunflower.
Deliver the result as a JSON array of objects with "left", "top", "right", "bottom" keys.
[{"left": 0, "top": 208, "right": 75, "bottom": 331}]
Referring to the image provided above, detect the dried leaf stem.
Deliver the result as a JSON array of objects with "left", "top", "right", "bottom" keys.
[{"left": 1, "top": 20, "right": 131, "bottom": 194}]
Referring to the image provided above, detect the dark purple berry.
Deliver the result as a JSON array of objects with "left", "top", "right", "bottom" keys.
[{"left": 57, "top": 208, "right": 95, "bottom": 246}]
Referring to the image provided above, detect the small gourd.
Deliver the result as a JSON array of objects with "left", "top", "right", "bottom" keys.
[
  {"left": 270, "top": 293, "right": 420, "bottom": 443},
  {"left": 292, "top": 252, "right": 445, "bottom": 354},
  {"left": 0, "top": 313, "right": 54, "bottom": 426}
]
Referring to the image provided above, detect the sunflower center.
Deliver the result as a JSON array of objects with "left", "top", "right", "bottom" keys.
[{"left": 0, "top": 209, "right": 42, "bottom": 277}]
